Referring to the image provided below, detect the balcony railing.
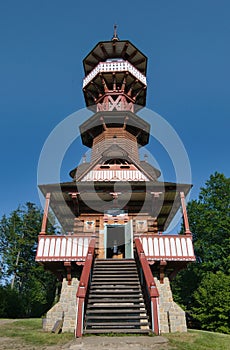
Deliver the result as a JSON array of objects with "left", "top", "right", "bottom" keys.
[
  {"left": 83, "top": 60, "right": 147, "bottom": 88},
  {"left": 139, "top": 234, "right": 195, "bottom": 262},
  {"left": 36, "top": 234, "right": 94, "bottom": 262}
]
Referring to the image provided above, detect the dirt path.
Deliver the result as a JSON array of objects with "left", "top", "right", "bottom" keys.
[
  {"left": 0, "top": 335, "right": 170, "bottom": 350},
  {"left": 0, "top": 320, "right": 170, "bottom": 350}
]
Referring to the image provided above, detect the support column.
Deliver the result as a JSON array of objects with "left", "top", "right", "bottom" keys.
[
  {"left": 180, "top": 192, "right": 191, "bottom": 234},
  {"left": 160, "top": 260, "right": 167, "bottom": 284},
  {"left": 64, "top": 262, "right": 72, "bottom": 286},
  {"left": 40, "top": 193, "right": 51, "bottom": 235}
]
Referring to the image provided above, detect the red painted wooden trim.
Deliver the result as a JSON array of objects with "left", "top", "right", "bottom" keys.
[
  {"left": 75, "top": 238, "right": 96, "bottom": 338},
  {"left": 180, "top": 192, "right": 191, "bottom": 234},
  {"left": 40, "top": 193, "right": 51, "bottom": 234},
  {"left": 135, "top": 238, "right": 159, "bottom": 335}
]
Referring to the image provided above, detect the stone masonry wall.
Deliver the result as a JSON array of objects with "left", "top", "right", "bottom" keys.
[
  {"left": 155, "top": 277, "right": 187, "bottom": 333},
  {"left": 43, "top": 278, "right": 79, "bottom": 333}
]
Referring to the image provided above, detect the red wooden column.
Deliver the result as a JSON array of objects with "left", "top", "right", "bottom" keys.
[
  {"left": 40, "top": 193, "right": 51, "bottom": 235},
  {"left": 180, "top": 192, "right": 191, "bottom": 234}
]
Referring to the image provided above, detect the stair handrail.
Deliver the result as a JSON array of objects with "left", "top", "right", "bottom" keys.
[
  {"left": 75, "top": 238, "right": 96, "bottom": 337},
  {"left": 134, "top": 237, "right": 160, "bottom": 335}
]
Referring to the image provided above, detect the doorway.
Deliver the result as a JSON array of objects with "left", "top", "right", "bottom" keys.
[
  {"left": 105, "top": 221, "right": 133, "bottom": 259},
  {"left": 106, "top": 225, "right": 125, "bottom": 258}
]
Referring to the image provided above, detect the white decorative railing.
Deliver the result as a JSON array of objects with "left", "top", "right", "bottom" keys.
[
  {"left": 83, "top": 60, "right": 147, "bottom": 88},
  {"left": 81, "top": 170, "right": 149, "bottom": 182},
  {"left": 36, "top": 235, "right": 93, "bottom": 262},
  {"left": 140, "top": 235, "right": 195, "bottom": 261}
]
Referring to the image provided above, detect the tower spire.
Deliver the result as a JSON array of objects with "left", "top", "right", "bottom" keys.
[{"left": 112, "top": 24, "right": 119, "bottom": 41}]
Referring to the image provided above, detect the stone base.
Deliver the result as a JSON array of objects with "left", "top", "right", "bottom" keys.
[
  {"left": 155, "top": 277, "right": 187, "bottom": 333},
  {"left": 43, "top": 278, "right": 79, "bottom": 333},
  {"left": 43, "top": 276, "right": 186, "bottom": 335}
]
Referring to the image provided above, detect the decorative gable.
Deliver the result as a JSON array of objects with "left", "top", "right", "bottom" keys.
[{"left": 81, "top": 162, "right": 150, "bottom": 182}]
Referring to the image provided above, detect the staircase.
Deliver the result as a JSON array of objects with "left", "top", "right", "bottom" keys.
[{"left": 84, "top": 259, "right": 150, "bottom": 334}]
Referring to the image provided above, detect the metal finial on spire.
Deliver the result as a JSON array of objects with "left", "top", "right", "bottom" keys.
[{"left": 112, "top": 24, "right": 119, "bottom": 41}]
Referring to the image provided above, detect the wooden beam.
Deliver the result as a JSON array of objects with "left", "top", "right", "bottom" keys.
[
  {"left": 180, "top": 192, "right": 191, "bottom": 234},
  {"left": 133, "top": 57, "right": 146, "bottom": 66},
  {"left": 121, "top": 41, "right": 129, "bottom": 58},
  {"left": 133, "top": 86, "right": 146, "bottom": 101},
  {"left": 85, "top": 89, "right": 97, "bottom": 102},
  {"left": 64, "top": 262, "right": 72, "bottom": 285},
  {"left": 99, "top": 43, "right": 109, "bottom": 59},
  {"left": 99, "top": 74, "right": 109, "bottom": 92},
  {"left": 121, "top": 73, "right": 127, "bottom": 92},
  {"left": 84, "top": 60, "right": 96, "bottom": 68},
  {"left": 91, "top": 51, "right": 102, "bottom": 62},
  {"left": 90, "top": 81, "right": 103, "bottom": 97},
  {"left": 113, "top": 73, "right": 116, "bottom": 91},
  {"left": 112, "top": 40, "right": 117, "bottom": 55},
  {"left": 127, "top": 79, "right": 138, "bottom": 96},
  {"left": 40, "top": 193, "right": 51, "bottom": 234},
  {"left": 128, "top": 49, "right": 138, "bottom": 60}
]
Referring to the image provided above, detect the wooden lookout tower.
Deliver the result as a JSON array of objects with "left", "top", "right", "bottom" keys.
[{"left": 36, "top": 30, "right": 195, "bottom": 336}]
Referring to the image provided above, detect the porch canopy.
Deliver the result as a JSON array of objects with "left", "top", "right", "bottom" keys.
[{"left": 38, "top": 180, "right": 192, "bottom": 233}]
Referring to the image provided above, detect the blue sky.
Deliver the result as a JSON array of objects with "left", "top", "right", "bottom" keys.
[{"left": 0, "top": 0, "right": 229, "bottom": 219}]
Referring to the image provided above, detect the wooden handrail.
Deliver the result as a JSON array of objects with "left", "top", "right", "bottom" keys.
[
  {"left": 135, "top": 238, "right": 160, "bottom": 335},
  {"left": 75, "top": 238, "right": 96, "bottom": 337}
]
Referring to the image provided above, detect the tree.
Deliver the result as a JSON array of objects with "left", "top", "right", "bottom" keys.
[
  {"left": 192, "top": 271, "right": 230, "bottom": 334},
  {"left": 188, "top": 172, "right": 230, "bottom": 274},
  {"left": 0, "top": 202, "right": 57, "bottom": 317},
  {"left": 171, "top": 172, "right": 230, "bottom": 333}
]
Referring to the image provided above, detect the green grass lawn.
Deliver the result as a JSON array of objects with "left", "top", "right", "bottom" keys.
[
  {"left": 165, "top": 329, "right": 230, "bottom": 350},
  {"left": 0, "top": 318, "right": 73, "bottom": 347},
  {"left": 0, "top": 319, "right": 229, "bottom": 350}
]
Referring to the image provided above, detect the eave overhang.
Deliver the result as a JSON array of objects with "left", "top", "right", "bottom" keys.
[{"left": 38, "top": 181, "right": 192, "bottom": 232}]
